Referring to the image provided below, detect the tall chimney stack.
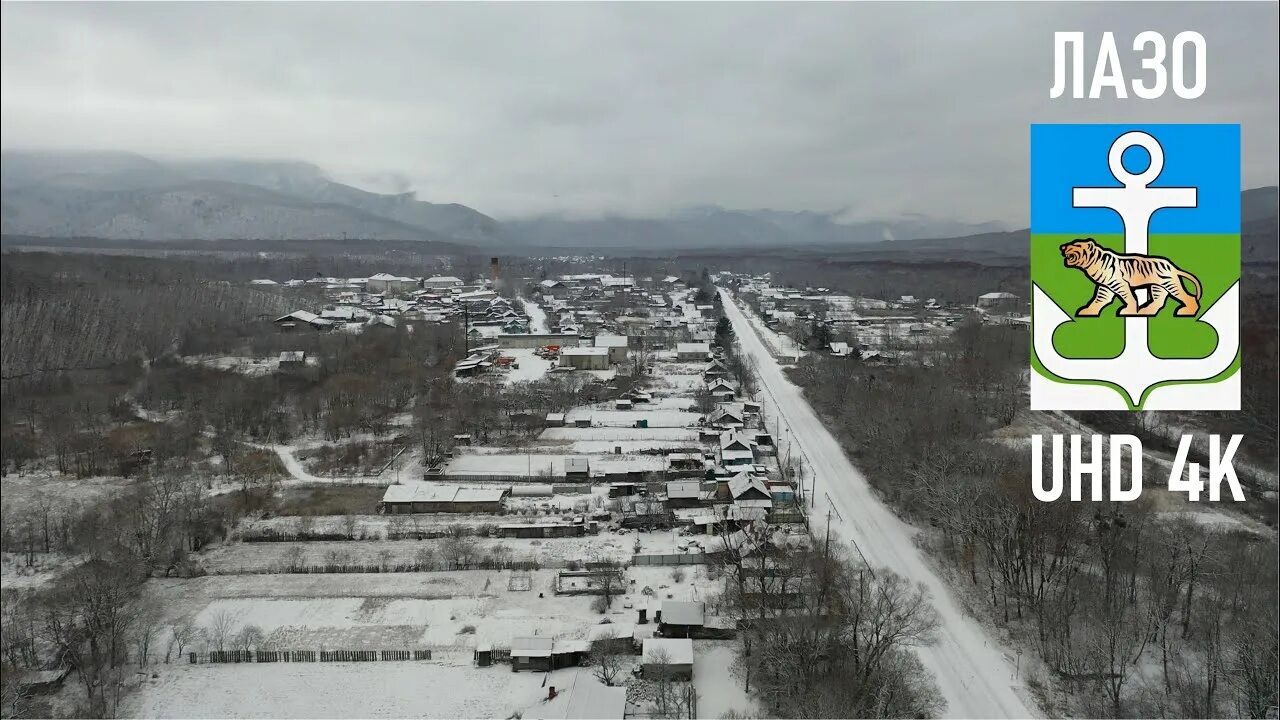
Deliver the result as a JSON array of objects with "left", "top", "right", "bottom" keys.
[{"left": 490, "top": 257, "right": 500, "bottom": 284}]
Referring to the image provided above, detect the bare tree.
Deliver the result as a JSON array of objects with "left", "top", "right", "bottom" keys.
[
  {"left": 236, "top": 625, "right": 266, "bottom": 653},
  {"left": 589, "top": 640, "right": 628, "bottom": 687},
  {"left": 205, "top": 609, "right": 240, "bottom": 653}
]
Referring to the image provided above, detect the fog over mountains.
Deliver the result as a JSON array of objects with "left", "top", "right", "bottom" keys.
[
  {"left": 1, "top": 150, "right": 1012, "bottom": 249},
  {"left": 2, "top": 150, "right": 1274, "bottom": 256}
]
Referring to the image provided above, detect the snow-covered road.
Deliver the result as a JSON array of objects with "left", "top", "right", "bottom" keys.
[
  {"left": 720, "top": 289, "right": 1034, "bottom": 720},
  {"left": 519, "top": 296, "right": 549, "bottom": 334}
]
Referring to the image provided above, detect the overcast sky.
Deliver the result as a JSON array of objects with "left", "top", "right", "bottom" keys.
[{"left": 2, "top": 2, "right": 1277, "bottom": 224}]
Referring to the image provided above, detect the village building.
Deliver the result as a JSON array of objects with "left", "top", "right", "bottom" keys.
[
  {"left": 366, "top": 273, "right": 420, "bottom": 294},
  {"left": 718, "top": 432, "right": 755, "bottom": 467},
  {"left": 641, "top": 638, "right": 694, "bottom": 681},
  {"left": 511, "top": 637, "right": 590, "bottom": 672},
  {"left": 380, "top": 484, "right": 508, "bottom": 514},
  {"left": 586, "top": 622, "right": 639, "bottom": 654},
  {"left": 676, "top": 342, "right": 712, "bottom": 362},
  {"left": 728, "top": 474, "right": 774, "bottom": 511},
  {"left": 499, "top": 522, "right": 589, "bottom": 539},
  {"left": 656, "top": 601, "right": 706, "bottom": 639},
  {"left": 592, "top": 334, "right": 630, "bottom": 363},
  {"left": 559, "top": 347, "right": 611, "bottom": 370},
  {"left": 664, "top": 479, "right": 703, "bottom": 508},
  {"left": 274, "top": 310, "right": 334, "bottom": 332},
  {"left": 977, "top": 291, "right": 1021, "bottom": 311},
  {"left": 565, "top": 456, "right": 591, "bottom": 479},
  {"left": 423, "top": 275, "right": 463, "bottom": 290}
]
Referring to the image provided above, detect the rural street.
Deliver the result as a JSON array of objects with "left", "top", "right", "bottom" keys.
[{"left": 719, "top": 288, "right": 1035, "bottom": 719}]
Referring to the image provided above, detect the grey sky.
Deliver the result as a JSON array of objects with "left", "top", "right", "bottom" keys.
[{"left": 2, "top": 2, "right": 1276, "bottom": 224}]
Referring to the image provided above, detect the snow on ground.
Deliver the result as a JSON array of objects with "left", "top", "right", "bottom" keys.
[
  {"left": 269, "top": 444, "right": 354, "bottom": 484},
  {"left": 564, "top": 438, "right": 703, "bottom": 454},
  {"left": 693, "top": 641, "right": 758, "bottom": 719},
  {"left": 125, "top": 566, "right": 733, "bottom": 718},
  {"left": 0, "top": 552, "right": 83, "bottom": 591},
  {"left": 648, "top": 367, "right": 705, "bottom": 391},
  {"left": 1, "top": 471, "right": 134, "bottom": 514},
  {"left": 199, "top": 533, "right": 644, "bottom": 572},
  {"left": 178, "top": 354, "right": 276, "bottom": 377},
  {"left": 742, "top": 308, "right": 806, "bottom": 360},
  {"left": 563, "top": 407, "right": 701, "bottom": 428},
  {"left": 144, "top": 570, "right": 603, "bottom": 648},
  {"left": 519, "top": 297, "right": 549, "bottom": 334},
  {"left": 540, "top": 427, "right": 701, "bottom": 443},
  {"left": 720, "top": 289, "right": 1034, "bottom": 720},
  {"left": 443, "top": 451, "right": 666, "bottom": 477},
  {"left": 123, "top": 660, "right": 572, "bottom": 719},
  {"left": 498, "top": 348, "right": 553, "bottom": 385}
]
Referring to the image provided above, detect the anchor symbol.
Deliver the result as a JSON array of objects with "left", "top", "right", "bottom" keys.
[{"left": 1033, "top": 130, "right": 1240, "bottom": 408}]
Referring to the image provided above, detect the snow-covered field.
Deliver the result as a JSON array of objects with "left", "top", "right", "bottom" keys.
[
  {"left": 177, "top": 354, "right": 281, "bottom": 377},
  {"left": 0, "top": 552, "right": 82, "bottom": 591},
  {"left": 199, "top": 534, "right": 641, "bottom": 572},
  {"left": 1, "top": 471, "right": 134, "bottom": 514},
  {"left": 123, "top": 661, "right": 569, "bottom": 719},
  {"left": 498, "top": 348, "right": 553, "bottom": 384},
  {"left": 540, "top": 427, "right": 701, "bottom": 443},
  {"left": 720, "top": 289, "right": 1034, "bottom": 719},
  {"left": 563, "top": 407, "right": 701, "bottom": 428},
  {"left": 443, "top": 451, "right": 666, "bottom": 477}
]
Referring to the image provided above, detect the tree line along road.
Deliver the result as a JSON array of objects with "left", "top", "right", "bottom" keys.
[{"left": 718, "top": 288, "right": 1036, "bottom": 720}]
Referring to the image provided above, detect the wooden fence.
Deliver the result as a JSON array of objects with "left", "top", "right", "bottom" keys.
[
  {"left": 189, "top": 648, "right": 432, "bottom": 664},
  {"left": 631, "top": 553, "right": 709, "bottom": 566}
]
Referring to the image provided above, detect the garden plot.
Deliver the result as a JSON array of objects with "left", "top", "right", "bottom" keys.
[
  {"left": 142, "top": 570, "right": 606, "bottom": 651},
  {"left": 563, "top": 407, "right": 701, "bottom": 428},
  {"left": 443, "top": 451, "right": 666, "bottom": 476},
  {"left": 198, "top": 532, "right": 639, "bottom": 573},
  {"left": 647, "top": 370, "right": 706, "bottom": 394},
  {"left": 124, "top": 661, "right": 575, "bottom": 719},
  {"left": 203, "top": 525, "right": 702, "bottom": 574},
  {"left": 541, "top": 426, "right": 702, "bottom": 443}
]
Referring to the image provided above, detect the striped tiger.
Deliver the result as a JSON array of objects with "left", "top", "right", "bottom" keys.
[{"left": 1060, "top": 238, "right": 1202, "bottom": 317}]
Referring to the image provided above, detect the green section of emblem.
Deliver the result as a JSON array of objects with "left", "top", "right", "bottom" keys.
[
  {"left": 1030, "top": 233, "right": 1239, "bottom": 359},
  {"left": 1030, "top": 232, "right": 1241, "bottom": 409}
]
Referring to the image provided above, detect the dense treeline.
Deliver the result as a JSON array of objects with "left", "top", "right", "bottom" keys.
[
  {"left": 788, "top": 320, "right": 1278, "bottom": 717},
  {"left": 715, "top": 539, "right": 943, "bottom": 718},
  {"left": 1, "top": 253, "right": 298, "bottom": 377}
]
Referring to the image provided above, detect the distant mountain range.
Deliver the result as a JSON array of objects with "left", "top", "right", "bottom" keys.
[
  {"left": 1, "top": 150, "right": 1009, "bottom": 249},
  {"left": 0, "top": 150, "right": 1273, "bottom": 260},
  {"left": 0, "top": 151, "right": 499, "bottom": 245}
]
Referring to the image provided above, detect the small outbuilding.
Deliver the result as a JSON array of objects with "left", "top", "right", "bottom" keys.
[
  {"left": 560, "top": 347, "right": 611, "bottom": 370},
  {"left": 641, "top": 638, "right": 694, "bottom": 681},
  {"left": 676, "top": 343, "right": 712, "bottom": 362},
  {"left": 657, "top": 601, "right": 705, "bottom": 638}
]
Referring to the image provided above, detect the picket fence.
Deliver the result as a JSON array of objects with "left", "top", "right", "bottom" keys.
[{"left": 189, "top": 649, "right": 432, "bottom": 664}]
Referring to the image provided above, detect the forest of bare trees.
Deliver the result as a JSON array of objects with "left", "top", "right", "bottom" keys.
[{"left": 787, "top": 319, "right": 1278, "bottom": 717}]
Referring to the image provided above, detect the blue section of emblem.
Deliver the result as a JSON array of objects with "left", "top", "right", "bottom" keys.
[{"left": 1030, "top": 124, "right": 1240, "bottom": 234}]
